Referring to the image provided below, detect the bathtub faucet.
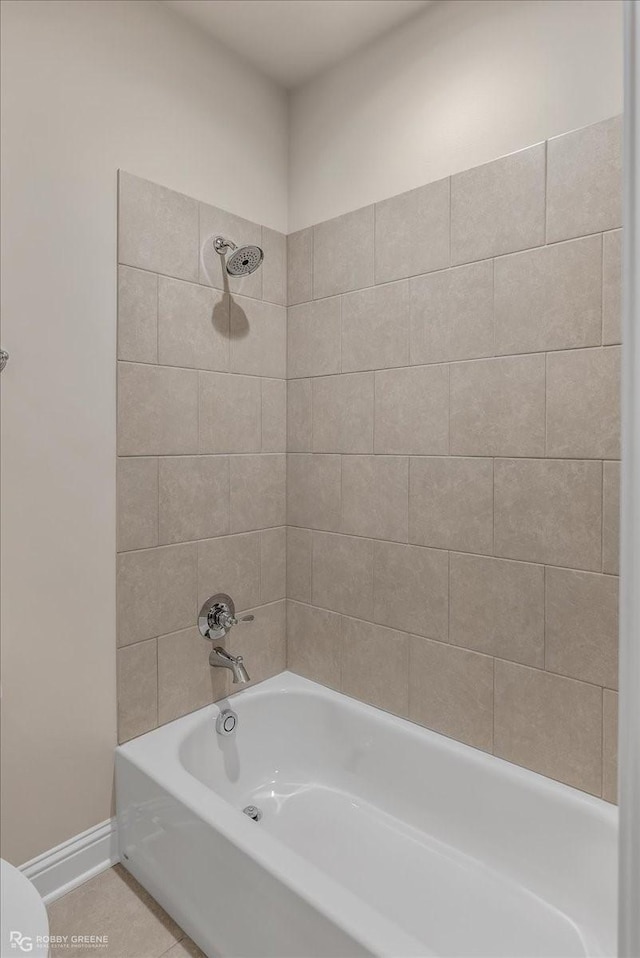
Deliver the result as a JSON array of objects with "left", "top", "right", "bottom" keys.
[
  {"left": 199, "top": 593, "right": 253, "bottom": 683},
  {"left": 209, "top": 647, "right": 250, "bottom": 684}
]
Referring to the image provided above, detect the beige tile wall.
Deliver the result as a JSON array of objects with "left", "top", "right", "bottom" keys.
[
  {"left": 116, "top": 118, "right": 621, "bottom": 804},
  {"left": 285, "top": 116, "right": 622, "bottom": 802},
  {"left": 116, "top": 172, "right": 286, "bottom": 743}
]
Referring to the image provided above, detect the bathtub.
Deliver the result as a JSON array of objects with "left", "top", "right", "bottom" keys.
[{"left": 116, "top": 671, "right": 617, "bottom": 958}]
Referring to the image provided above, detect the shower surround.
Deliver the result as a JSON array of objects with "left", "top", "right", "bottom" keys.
[
  {"left": 116, "top": 171, "right": 287, "bottom": 742},
  {"left": 116, "top": 115, "right": 620, "bottom": 803}
]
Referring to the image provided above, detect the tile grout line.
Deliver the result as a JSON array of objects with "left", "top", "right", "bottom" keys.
[
  {"left": 491, "top": 256, "right": 496, "bottom": 357},
  {"left": 258, "top": 227, "right": 621, "bottom": 310},
  {"left": 543, "top": 565, "right": 547, "bottom": 671},
  {"left": 543, "top": 138, "right": 549, "bottom": 245},
  {"left": 601, "top": 458, "right": 605, "bottom": 573},
  {"left": 284, "top": 340, "right": 622, "bottom": 383},
  {"left": 544, "top": 352, "right": 548, "bottom": 456},
  {"left": 277, "top": 525, "right": 617, "bottom": 578},
  {"left": 156, "top": 456, "right": 160, "bottom": 548},
  {"left": 492, "top": 653, "right": 496, "bottom": 756},
  {"left": 287, "top": 597, "right": 617, "bottom": 695},
  {"left": 601, "top": 686, "right": 606, "bottom": 799},
  {"left": 491, "top": 457, "right": 495, "bottom": 556},
  {"left": 601, "top": 229, "right": 606, "bottom": 345}
]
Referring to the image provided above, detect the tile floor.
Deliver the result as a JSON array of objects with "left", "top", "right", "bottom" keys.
[{"left": 47, "top": 865, "right": 205, "bottom": 958}]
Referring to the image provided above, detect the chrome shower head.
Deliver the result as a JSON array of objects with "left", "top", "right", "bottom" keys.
[
  {"left": 214, "top": 235, "right": 264, "bottom": 276},
  {"left": 226, "top": 244, "right": 263, "bottom": 276}
]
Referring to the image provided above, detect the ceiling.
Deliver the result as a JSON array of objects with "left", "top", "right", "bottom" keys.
[{"left": 163, "top": 0, "right": 433, "bottom": 88}]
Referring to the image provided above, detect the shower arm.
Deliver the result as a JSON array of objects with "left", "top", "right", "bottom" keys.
[{"left": 213, "top": 236, "right": 237, "bottom": 255}]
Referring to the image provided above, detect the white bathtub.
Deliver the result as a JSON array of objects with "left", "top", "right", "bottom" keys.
[{"left": 116, "top": 671, "right": 617, "bottom": 958}]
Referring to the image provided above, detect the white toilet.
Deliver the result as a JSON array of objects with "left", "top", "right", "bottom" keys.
[{"left": 1, "top": 859, "right": 49, "bottom": 957}]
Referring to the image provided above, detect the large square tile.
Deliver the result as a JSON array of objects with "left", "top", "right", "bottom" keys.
[
  {"left": 312, "top": 372, "right": 374, "bottom": 453},
  {"left": 410, "top": 261, "right": 493, "bottom": 364},
  {"left": 198, "top": 372, "right": 261, "bottom": 453},
  {"left": 117, "top": 640, "right": 157, "bottom": 743},
  {"left": 374, "top": 365, "right": 449, "bottom": 456},
  {"left": 287, "top": 228, "right": 313, "bottom": 305},
  {"left": 262, "top": 379, "right": 286, "bottom": 452},
  {"left": 230, "top": 296, "right": 286, "bottom": 379},
  {"left": 118, "top": 363, "right": 198, "bottom": 456},
  {"left": 545, "top": 568, "right": 618, "bottom": 689},
  {"left": 341, "top": 455, "right": 408, "bottom": 542},
  {"left": 450, "top": 355, "right": 545, "bottom": 457},
  {"left": 197, "top": 532, "right": 261, "bottom": 613},
  {"left": 546, "top": 347, "right": 620, "bottom": 459},
  {"left": 118, "top": 266, "right": 158, "bottom": 363},
  {"left": 603, "top": 230, "right": 622, "bottom": 345},
  {"left": 313, "top": 206, "right": 374, "bottom": 298},
  {"left": 287, "top": 454, "right": 342, "bottom": 531},
  {"left": 158, "top": 277, "right": 229, "bottom": 371},
  {"left": 261, "top": 527, "right": 286, "bottom": 603},
  {"left": 494, "top": 661, "right": 602, "bottom": 795},
  {"left": 286, "top": 528, "right": 312, "bottom": 602},
  {"left": 312, "top": 532, "right": 374, "bottom": 620},
  {"left": 409, "top": 637, "right": 494, "bottom": 751},
  {"left": 546, "top": 116, "right": 622, "bottom": 243},
  {"left": 494, "top": 236, "right": 602, "bottom": 354},
  {"left": 288, "top": 297, "right": 341, "bottom": 379},
  {"left": 373, "top": 540, "right": 448, "bottom": 640},
  {"left": 119, "top": 171, "right": 198, "bottom": 282},
  {"left": 603, "top": 461, "right": 620, "bottom": 575},
  {"left": 341, "top": 280, "right": 409, "bottom": 372},
  {"left": 603, "top": 689, "right": 618, "bottom": 804},
  {"left": 409, "top": 457, "right": 493, "bottom": 554},
  {"left": 287, "top": 379, "right": 312, "bottom": 451},
  {"left": 287, "top": 600, "right": 341, "bottom": 689},
  {"left": 117, "top": 542, "right": 197, "bottom": 646},
  {"left": 494, "top": 459, "right": 602, "bottom": 570},
  {"left": 449, "top": 553, "right": 544, "bottom": 666},
  {"left": 450, "top": 144, "right": 545, "bottom": 264},
  {"left": 229, "top": 454, "right": 286, "bottom": 532},
  {"left": 158, "top": 456, "right": 229, "bottom": 544},
  {"left": 374, "top": 178, "right": 450, "bottom": 283},
  {"left": 262, "top": 226, "right": 287, "bottom": 306},
  {"left": 117, "top": 457, "right": 158, "bottom": 552},
  {"left": 342, "top": 618, "right": 409, "bottom": 716}
]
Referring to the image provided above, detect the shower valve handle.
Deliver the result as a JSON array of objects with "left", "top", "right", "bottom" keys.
[
  {"left": 198, "top": 593, "right": 254, "bottom": 640},
  {"left": 219, "top": 611, "right": 255, "bottom": 630}
]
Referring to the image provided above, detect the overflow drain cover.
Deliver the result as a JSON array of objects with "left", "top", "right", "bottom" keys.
[{"left": 243, "top": 805, "right": 262, "bottom": 822}]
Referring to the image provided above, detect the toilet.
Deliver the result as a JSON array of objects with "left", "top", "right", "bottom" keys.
[{"left": 1, "top": 859, "right": 49, "bottom": 956}]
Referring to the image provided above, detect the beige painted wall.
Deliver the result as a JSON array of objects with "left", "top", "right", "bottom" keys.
[
  {"left": 288, "top": 0, "right": 623, "bottom": 230},
  {"left": 0, "top": 0, "right": 287, "bottom": 865}
]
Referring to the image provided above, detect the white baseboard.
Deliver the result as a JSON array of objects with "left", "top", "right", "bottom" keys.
[{"left": 19, "top": 818, "right": 119, "bottom": 905}]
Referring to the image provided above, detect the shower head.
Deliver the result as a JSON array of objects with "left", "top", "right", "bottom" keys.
[
  {"left": 214, "top": 235, "right": 264, "bottom": 276},
  {"left": 226, "top": 244, "right": 263, "bottom": 276}
]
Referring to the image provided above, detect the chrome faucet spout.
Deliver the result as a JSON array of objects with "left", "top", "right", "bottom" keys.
[
  {"left": 209, "top": 646, "right": 251, "bottom": 684},
  {"left": 232, "top": 657, "right": 250, "bottom": 684}
]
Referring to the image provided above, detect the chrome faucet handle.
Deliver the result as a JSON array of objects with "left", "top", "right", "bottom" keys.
[
  {"left": 198, "top": 594, "right": 254, "bottom": 640},
  {"left": 215, "top": 610, "right": 255, "bottom": 630}
]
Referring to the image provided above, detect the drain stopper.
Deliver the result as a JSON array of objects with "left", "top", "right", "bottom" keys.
[{"left": 242, "top": 805, "right": 262, "bottom": 821}]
